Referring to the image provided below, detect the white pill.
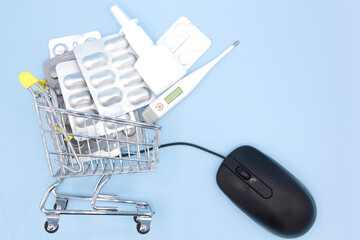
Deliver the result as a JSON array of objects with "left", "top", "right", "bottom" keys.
[
  {"left": 54, "top": 43, "right": 67, "bottom": 56},
  {"left": 175, "top": 23, "right": 188, "bottom": 37},
  {"left": 178, "top": 52, "right": 192, "bottom": 65}
]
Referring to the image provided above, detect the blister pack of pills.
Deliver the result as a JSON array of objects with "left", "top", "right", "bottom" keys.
[
  {"left": 56, "top": 60, "right": 104, "bottom": 139},
  {"left": 74, "top": 33, "right": 155, "bottom": 117},
  {"left": 68, "top": 110, "right": 144, "bottom": 162},
  {"left": 49, "top": 31, "right": 101, "bottom": 58},
  {"left": 56, "top": 60, "right": 137, "bottom": 139},
  {"left": 157, "top": 17, "right": 212, "bottom": 70},
  {"left": 43, "top": 50, "right": 76, "bottom": 94}
]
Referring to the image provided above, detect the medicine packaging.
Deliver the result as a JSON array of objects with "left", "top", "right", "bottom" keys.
[
  {"left": 43, "top": 50, "right": 76, "bottom": 94},
  {"left": 157, "top": 17, "right": 211, "bottom": 70},
  {"left": 56, "top": 60, "right": 139, "bottom": 140},
  {"left": 74, "top": 33, "right": 155, "bottom": 117},
  {"left": 56, "top": 60, "right": 104, "bottom": 140},
  {"left": 68, "top": 110, "right": 144, "bottom": 163},
  {"left": 49, "top": 31, "right": 101, "bottom": 58}
]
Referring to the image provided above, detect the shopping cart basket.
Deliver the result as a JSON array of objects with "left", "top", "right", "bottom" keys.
[{"left": 20, "top": 72, "right": 161, "bottom": 234}]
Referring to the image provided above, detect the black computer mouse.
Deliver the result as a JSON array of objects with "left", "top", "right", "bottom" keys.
[{"left": 216, "top": 146, "right": 316, "bottom": 238}]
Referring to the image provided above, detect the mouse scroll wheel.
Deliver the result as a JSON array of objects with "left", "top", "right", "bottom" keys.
[{"left": 236, "top": 167, "right": 251, "bottom": 180}]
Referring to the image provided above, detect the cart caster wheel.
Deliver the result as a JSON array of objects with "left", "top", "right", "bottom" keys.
[
  {"left": 44, "top": 221, "right": 59, "bottom": 234},
  {"left": 53, "top": 203, "right": 58, "bottom": 210},
  {"left": 133, "top": 216, "right": 138, "bottom": 223},
  {"left": 136, "top": 222, "right": 150, "bottom": 234}
]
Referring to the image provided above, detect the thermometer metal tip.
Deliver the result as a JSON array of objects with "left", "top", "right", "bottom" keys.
[{"left": 233, "top": 41, "right": 240, "bottom": 47}]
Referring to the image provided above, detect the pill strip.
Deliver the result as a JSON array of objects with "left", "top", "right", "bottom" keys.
[
  {"left": 157, "top": 17, "right": 211, "bottom": 70},
  {"left": 68, "top": 110, "right": 144, "bottom": 162},
  {"left": 44, "top": 50, "right": 77, "bottom": 95},
  {"left": 56, "top": 60, "right": 139, "bottom": 140},
  {"left": 56, "top": 60, "right": 105, "bottom": 140},
  {"left": 74, "top": 33, "right": 155, "bottom": 117},
  {"left": 49, "top": 31, "right": 101, "bottom": 58}
]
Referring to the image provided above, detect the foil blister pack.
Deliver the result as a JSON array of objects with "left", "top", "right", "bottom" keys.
[
  {"left": 49, "top": 31, "right": 101, "bottom": 58},
  {"left": 56, "top": 60, "right": 138, "bottom": 140},
  {"left": 44, "top": 15, "right": 212, "bottom": 143},
  {"left": 74, "top": 33, "right": 155, "bottom": 117},
  {"left": 43, "top": 50, "right": 76, "bottom": 95},
  {"left": 67, "top": 110, "right": 144, "bottom": 162},
  {"left": 56, "top": 60, "right": 102, "bottom": 139}
]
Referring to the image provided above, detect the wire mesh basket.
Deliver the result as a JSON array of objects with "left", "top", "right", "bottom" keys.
[
  {"left": 30, "top": 78, "right": 160, "bottom": 178},
  {"left": 20, "top": 72, "right": 160, "bottom": 234}
]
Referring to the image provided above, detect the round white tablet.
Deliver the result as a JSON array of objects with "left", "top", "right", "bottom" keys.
[
  {"left": 178, "top": 52, "right": 192, "bottom": 65},
  {"left": 54, "top": 43, "right": 67, "bottom": 56},
  {"left": 175, "top": 23, "right": 188, "bottom": 37}
]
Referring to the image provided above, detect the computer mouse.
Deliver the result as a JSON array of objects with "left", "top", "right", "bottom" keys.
[{"left": 216, "top": 146, "right": 316, "bottom": 238}]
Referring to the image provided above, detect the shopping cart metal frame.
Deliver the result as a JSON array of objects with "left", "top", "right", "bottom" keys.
[{"left": 20, "top": 72, "right": 161, "bottom": 234}]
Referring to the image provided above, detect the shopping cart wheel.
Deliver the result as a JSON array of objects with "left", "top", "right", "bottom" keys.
[
  {"left": 136, "top": 222, "right": 150, "bottom": 234},
  {"left": 44, "top": 220, "right": 59, "bottom": 234}
]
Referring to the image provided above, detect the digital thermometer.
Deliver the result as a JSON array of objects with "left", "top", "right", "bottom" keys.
[{"left": 141, "top": 41, "right": 239, "bottom": 123}]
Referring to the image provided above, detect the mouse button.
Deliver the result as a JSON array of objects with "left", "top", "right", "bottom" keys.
[
  {"left": 224, "top": 156, "right": 272, "bottom": 199},
  {"left": 216, "top": 164, "right": 246, "bottom": 195},
  {"left": 230, "top": 146, "right": 268, "bottom": 170},
  {"left": 236, "top": 167, "right": 251, "bottom": 180},
  {"left": 217, "top": 165, "right": 260, "bottom": 206},
  {"left": 230, "top": 145, "right": 257, "bottom": 159},
  {"left": 248, "top": 177, "right": 273, "bottom": 199},
  {"left": 222, "top": 154, "right": 241, "bottom": 171},
  {"left": 229, "top": 147, "right": 247, "bottom": 162}
]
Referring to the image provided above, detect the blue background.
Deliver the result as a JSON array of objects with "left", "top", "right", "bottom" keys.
[{"left": 0, "top": 0, "right": 359, "bottom": 239}]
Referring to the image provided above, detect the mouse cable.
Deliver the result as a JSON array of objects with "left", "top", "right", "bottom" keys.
[
  {"left": 145, "top": 142, "right": 225, "bottom": 159},
  {"left": 122, "top": 142, "right": 225, "bottom": 159},
  {"left": 159, "top": 142, "right": 225, "bottom": 159}
]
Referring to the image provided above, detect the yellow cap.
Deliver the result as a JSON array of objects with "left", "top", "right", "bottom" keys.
[{"left": 19, "top": 72, "right": 39, "bottom": 88}]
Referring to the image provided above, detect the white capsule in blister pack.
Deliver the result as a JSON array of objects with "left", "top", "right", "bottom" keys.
[
  {"left": 49, "top": 31, "right": 101, "bottom": 58},
  {"left": 74, "top": 33, "right": 155, "bottom": 117},
  {"left": 157, "top": 17, "right": 212, "bottom": 70}
]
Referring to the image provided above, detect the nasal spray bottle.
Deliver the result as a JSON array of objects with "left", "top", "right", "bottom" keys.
[{"left": 110, "top": 5, "right": 187, "bottom": 95}]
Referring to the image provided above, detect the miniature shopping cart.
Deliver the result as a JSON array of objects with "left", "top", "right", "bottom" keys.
[{"left": 20, "top": 72, "right": 160, "bottom": 234}]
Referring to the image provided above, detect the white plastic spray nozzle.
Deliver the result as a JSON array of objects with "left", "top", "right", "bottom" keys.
[
  {"left": 110, "top": 5, "right": 154, "bottom": 56},
  {"left": 109, "top": 5, "right": 187, "bottom": 95},
  {"left": 110, "top": 5, "right": 131, "bottom": 27}
]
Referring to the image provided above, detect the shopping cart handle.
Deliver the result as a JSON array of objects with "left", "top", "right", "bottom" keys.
[{"left": 19, "top": 72, "right": 39, "bottom": 88}]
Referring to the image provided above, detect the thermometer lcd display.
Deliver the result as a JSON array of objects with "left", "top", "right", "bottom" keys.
[{"left": 164, "top": 87, "right": 183, "bottom": 104}]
